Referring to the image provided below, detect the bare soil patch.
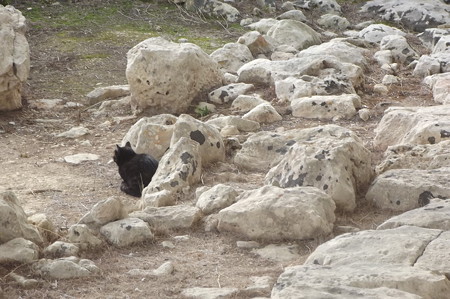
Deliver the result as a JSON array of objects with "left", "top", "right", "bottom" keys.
[{"left": 0, "top": 1, "right": 435, "bottom": 298}]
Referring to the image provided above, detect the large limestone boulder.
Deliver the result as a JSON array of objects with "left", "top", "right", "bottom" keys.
[
  {"left": 0, "top": 192, "right": 43, "bottom": 245},
  {"left": 379, "top": 35, "right": 419, "bottom": 64},
  {"left": 195, "top": 184, "right": 238, "bottom": 215},
  {"left": 266, "top": 20, "right": 322, "bottom": 50},
  {"left": 357, "top": 24, "right": 406, "bottom": 43},
  {"left": 121, "top": 114, "right": 178, "bottom": 159},
  {"left": 264, "top": 125, "right": 373, "bottom": 211},
  {"left": 0, "top": 238, "right": 39, "bottom": 264},
  {"left": 378, "top": 198, "right": 450, "bottom": 230},
  {"left": 217, "top": 186, "right": 336, "bottom": 241},
  {"left": 373, "top": 105, "right": 450, "bottom": 151},
  {"left": 79, "top": 197, "right": 128, "bottom": 227},
  {"left": 100, "top": 218, "right": 153, "bottom": 247},
  {"left": 362, "top": 0, "right": 450, "bottom": 32},
  {"left": 126, "top": 37, "right": 223, "bottom": 114},
  {"left": 366, "top": 167, "right": 450, "bottom": 212},
  {"left": 0, "top": 5, "right": 30, "bottom": 111},
  {"left": 424, "top": 72, "right": 450, "bottom": 104}
]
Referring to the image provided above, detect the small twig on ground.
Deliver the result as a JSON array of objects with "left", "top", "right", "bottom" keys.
[{"left": 215, "top": 265, "right": 221, "bottom": 288}]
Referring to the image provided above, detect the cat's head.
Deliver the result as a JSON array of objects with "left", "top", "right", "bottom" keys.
[{"left": 113, "top": 141, "right": 136, "bottom": 166}]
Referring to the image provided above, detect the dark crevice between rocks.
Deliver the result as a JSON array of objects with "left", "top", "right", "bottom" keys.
[{"left": 411, "top": 230, "right": 443, "bottom": 267}]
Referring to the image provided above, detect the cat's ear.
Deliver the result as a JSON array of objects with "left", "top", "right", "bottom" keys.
[
  {"left": 116, "top": 144, "right": 121, "bottom": 150},
  {"left": 125, "top": 141, "right": 132, "bottom": 147}
]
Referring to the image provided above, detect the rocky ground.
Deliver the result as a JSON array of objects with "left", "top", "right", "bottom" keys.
[{"left": 0, "top": 0, "right": 444, "bottom": 298}]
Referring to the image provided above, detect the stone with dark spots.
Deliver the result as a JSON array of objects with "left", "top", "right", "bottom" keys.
[
  {"left": 314, "top": 150, "right": 329, "bottom": 160},
  {"left": 219, "top": 90, "right": 229, "bottom": 102},
  {"left": 323, "top": 184, "right": 328, "bottom": 190},
  {"left": 216, "top": 142, "right": 221, "bottom": 149},
  {"left": 170, "top": 181, "right": 179, "bottom": 187},
  {"left": 286, "top": 172, "right": 307, "bottom": 187},
  {"left": 181, "top": 152, "right": 193, "bottom": 164},
  {"left": 418, "top": 191, "right": 434, "bottom": 207},
  {"left": 428, "top": 136, "right": 436, "bottom": 144},
  {"left": 316, "top": 175, "right": 322, "bottom": 181},
  {"left": 276, "top": 147, "right": 288, "bottom": 154},
  {"left": 190, "top": 130, "right": 206, "bottom": 145}
]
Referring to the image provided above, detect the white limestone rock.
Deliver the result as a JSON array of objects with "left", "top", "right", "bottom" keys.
[
  {"left": 415, "top": 230, "right": 450, "bottom": 275},
  {"left": 357, "top": 24, "right": 406, "bottom": 43},
  {"left": 361, "top": 0, "right": 450, "bottom": 32},
  {"left": 100, "top": 217, "right": 153, "bottom": 247},
  {"left": 126, "top": 37, "right": 223, "bottom": 114},
  {"left": 195, "top": 184, "right": 238, "bottom": 215},
  {"left": 130, "top": 205, "right": 201, "bottom": 231},
  {"left": 43, "top": 241, "right": 79, "bottom": 258},
  {"left": 237, "top": 31, "right": 274, "bottom": 58},
  {"left": 86, "top": 84, "right": 130, "bottom": 105},
  {"left": 57, "top": 126, "right": 90, "bottom": 139},
  {"left": 374, "top": 49, "right": 393, "bottom": 65},
  {"left": 210, "top": 43, "right": 253, "bottom": 73},
  {"left": 246, "top": 18, "right": 279, "bottom": 34},
  {"left": 418, "top": 28, "right": 450, "bottom": 51},
  {"left": 413, "top": 54, "right": 442, "bottom": 77},
  {"left": 141, "top": 137, "right": 202, "bottom": 201},
  {"left": 366, "top": 167, "right": 450, "bottom": 212},
  {"left": 382, "top": 74, "right": 399, "bottom": 85},
  {"left": 305, "top": 225, "right": 441, "bottom": 267},
  {"left": 291, "top": 94, "right": 361, "bottom": 120},
  {"left": 266, "top": 19, "right": 322, "bottom": 50},
  {"left": 277, "top": 10, "right": 307, "bottom": 23},
  {"left": 373, "top": 105, "right": 450, "bottom": 151},
  {"left": 242, "top": 103, "right": 282, "bottom": 124},
  {"left": 231, "top": 94, "right": 268, "bottom": 113},
  {"left": 0, "top": 5, "right": 30, "bottom": 111},
  {"left": 121, "top": 114, "right": 177, "bottom": 160},
  {"left": 253, "top": 244, "right": 300, "bottom": 262},
  {"left": 0, "top": 191, "right": 43, "bottom": 245},
  {"left": 28, "top": 213, "right": 58, "bottom": 243},
  {"left": 378, "top": 198, "right": 450, "bottom": 230},
  {"left": 208, "top": 83, "right": 254, "bottom": 104},
  {"left": 292, "top": 0, "right": 341, "bottom": 14},
  {"left": 265, "top": 125, "right": 373, "bottom": 211},
  {"left": 79, "top": 197, "right": 127, "bottom": 227},
  {"left": 425, "top": 72, "right": 450, "bottom": 104},
  {"left": 217, "top": 186, "right": 335, "bottom": 241},
  {"left": 64, "top": 153, "right": 99, "bottom": 164},
  {"left": 0, "top": 238, "right": 39, "bottom": 264},
  {"left": 127, "top": 261, "right": 174, "bottom": 277}
]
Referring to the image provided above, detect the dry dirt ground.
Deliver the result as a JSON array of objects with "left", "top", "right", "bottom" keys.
[{"left": 0, "top": 0, "right": 436, "bottom": 298}]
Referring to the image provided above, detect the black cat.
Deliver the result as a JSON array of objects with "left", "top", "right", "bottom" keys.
[{"left": 113, "top": 141, "right": 159, "bottom": 197}]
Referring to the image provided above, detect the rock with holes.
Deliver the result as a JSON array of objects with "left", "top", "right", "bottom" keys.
[
  {"left": 373, "top": 105, "right": 450, "bottom": 151},
  {"left": 377, "top": 198, "right": 450, "bottom": 230},
  {"left": 380, "top": 35, "right": 419, "bottom": 64},
  {"left": 100, "top": 217, "right": 153, "bottom": 247},
  {"left": 366, "top": 167, "right": 450, "bottom": 212},
  {"left": 0, "top": 5, "right": 30, "bottom": 111},
  {"left": 126, "top": 37, "right": 223, "bottom": 114},
  {"left": 43, "top": 241, "right": 79, "bottom": 258},
  {"left": 292, "top": 0, "right": 341, "bottom": 14},
  {"left": 217, "top": 186, "right": 335, "bottom": 241},
  {"left": 121, "top": 114, "right": 177, "bottom": 160},
  {"left": 291, "top": 94, "right": 361, "bottom": 120},
  {"left": 171, "top": 114, "right": 224, "bottom": 165},
  {"left": 195, "top": 184, "right": 238, "bottom": 215},
  {"left": 0, "top": 238, "right": 39, "bottom": 264},
  {"left": 210, "top": 43, "right": 253, "bottom": 73},
  {"left": 375, "top": 141, "right": 450, "bottom": 174},
  {"left": 357, "top": 24, "right": 406, "bottom": 44},
  {"left": 361, "top": 0, "right": 450, "bottom": 32},
  {"left": 231, "top": 94, "right": 269, "bottom": 113},
  {"left": 79, "top": 197, "right": 128, "bottom": 227},
  {"left": 296, "top": 38, "right": 369, "bottom": 67},
  {"left": 317, "top": 14, "right": 350, "bottom": 31},
  {"left": 141, "top": 137, "right": 202, "bottom": 201},
  {"left": 0, "top": 192, "right": 43, "bottom": 245},
  {"left": 265, "top": 125, "right": 373, "bottom": 211},
  {"left": 130, "top": 205, "right": 201, "bottom": 230},
  {"left": 205, "top": 115, "right": 260, "bottom": 132},
  {"left": 208, "top": 83, "right": 254, "bottom": 104},
  {"left": 242, "top": 103, "right": 282, "bottom": 124},
  {"left": 237, "top": 31, "right": 274, "bottom": 57},
  {"left": 266, "top": 20, "right": 322, "bottom": 50},
  {"left": 33, "top": 257, "right": 100, "bottom": 279}
]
